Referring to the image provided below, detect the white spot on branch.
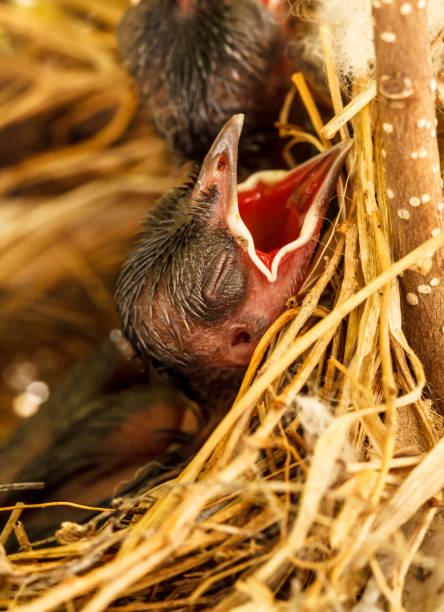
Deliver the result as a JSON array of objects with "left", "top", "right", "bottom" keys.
[
  {"left": 439, "top": 203, "right": 444, "bottom": 211},
  {"left": 382, "top": 149, "right": 387, "bottom": 158},
  {"left": 430, "top": 278, "right": 440, "bottom": 287},
  {"left": 383, "top": 123, "right": 393, "bottom": 133},
  {"left": 418, "top": 284, "right": 432, "bottom": 294},
  {"left": 411, "top": 151, "right": 419, "bottom": 159},
  {"left": 400, "top": 2, "right": 412, "bottom": 13},
  {"left": 387, "top": 188, "right": 394, "bottom": 199},
  {"left": 421, "top": 194, "right": 431, "bottom": 203},
  {"left": 432, "top": 165, "right": 439, "bottom": 173},
  {"left": 406, "top": 293, "right": 419, "bottom": 305},
  {"left": 409, "top": 196, "right": 421, "bottom": 207},
  {"left": 381, "top": 32, "right": 396, "bottom": 42},
  {"left": 419, "top": 150, "right": 428, "bottom": 159},
  {"left": 417, "top": 0, "right": 426, "bottom": 7},
  {"left": 398, "top": 208, "right": 410, "bottom": 219},
  {"left": 417, "top": 119, "right": 426, "bottom": 128},
  {"left": 431, "top": 228, "right": 441, "bottom": 236},
  {"left": 430, "top": 78, "right": 437, "bottom": 92}
]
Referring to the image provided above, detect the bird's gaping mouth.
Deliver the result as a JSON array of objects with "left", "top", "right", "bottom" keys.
[{"left": 194, "top": 114, "right": 352, "bottom": 282}]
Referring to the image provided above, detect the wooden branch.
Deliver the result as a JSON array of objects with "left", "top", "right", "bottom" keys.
[{"left": 372, "top": 0, "right": 444, "bottom": 405}]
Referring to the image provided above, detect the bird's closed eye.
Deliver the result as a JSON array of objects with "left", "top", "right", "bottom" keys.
[{"left": 204, "top": 252, "right": 233, "bottom": 301}]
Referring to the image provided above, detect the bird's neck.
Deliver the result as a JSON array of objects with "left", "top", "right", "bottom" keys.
[{"left": 180, "top": 365, "right": 245, "bottom": 420}]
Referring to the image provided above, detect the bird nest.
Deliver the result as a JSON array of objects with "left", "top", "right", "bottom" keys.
[{"left": 1, "top": 1, "right": 444, "bottom": 611}]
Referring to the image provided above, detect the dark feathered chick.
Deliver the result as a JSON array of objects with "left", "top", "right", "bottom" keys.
[
  {"left": 0, "top": 340, "right": 126, "bottom": 486},
  {"left": 3, "top": 387, "right": 190, "bottom": 505},
  {"left": 0, "top": 340, "right": 195, "bottom": 546},
  {"left": 117, "top": 0, "right": 290, "bottom": 159},
  {"left": 116, "top": 115, "right": 352, "bottom": 411}
]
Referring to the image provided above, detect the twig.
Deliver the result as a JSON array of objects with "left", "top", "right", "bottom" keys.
[
  {"left": 321, "top": 83, "right": 376, "bottom": 139},
  {"left": 391, "top": 503, "right": 438, "bottom": 607},
  {"left": 0, "top": 502, "right": 113, "bottom": 513},
  {"left": 0, "top": 503, "right": 24, "bottom": 547},
  {"left": 292, "top": 73, "right": 330, "bottom": 148},
  {"left": 373, "top": 0, "right": 444, "bottom": 404},
  {"left": 0, "top": 483, "right": 44, "bottom": 493},
  {"left": 319, "top": 25, "right": 350, "bottom": 141},
  {"left": 14, "top": 521, "right": 32, "bottom": 552}
]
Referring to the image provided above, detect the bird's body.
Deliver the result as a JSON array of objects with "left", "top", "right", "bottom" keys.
[
  {"left": 8, "top": 388, "right": 190, "bottom": 507},
  {"left": 117, "top": 0, "right": 292, "bottom": 159},
  {"left": 0, "top": 340, "right": 125, "bottom": 485},
  {"left": 0, "top": 341, "right": 195, "bottom": 543}
]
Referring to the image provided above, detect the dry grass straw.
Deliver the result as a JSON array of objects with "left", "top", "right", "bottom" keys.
[
  {"left": 0, "top": 0, "right": 185, "bottom": 426},
  {"left": 1, "top": 3, "right": 444, "bottom": 611}
]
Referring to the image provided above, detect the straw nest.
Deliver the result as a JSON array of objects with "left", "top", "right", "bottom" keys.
[{"left": 1, "top": 1, "right": 444, "bottom": 611}]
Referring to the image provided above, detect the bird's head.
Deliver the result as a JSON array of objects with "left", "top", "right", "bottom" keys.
[
  {"left": 116, "top": 115, "right": 351, "bottom": 378},
  {"left": 117, "top": 0, "right": 285, "bottom": 159}
]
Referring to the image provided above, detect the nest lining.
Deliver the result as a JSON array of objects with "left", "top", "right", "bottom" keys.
[{"left": 0, "top": 1, "right": 443, "bottom": 611}]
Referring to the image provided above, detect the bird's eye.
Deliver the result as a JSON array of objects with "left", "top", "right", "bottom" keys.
[
  {"left": 204, "top": 252, "right": 232, "bottom": 301},
  {"left": 188, "top": 230, "right": 247, "bottom": 324},
  {"left": 217, "top": 155, "right": 226, "bottom": 171}
]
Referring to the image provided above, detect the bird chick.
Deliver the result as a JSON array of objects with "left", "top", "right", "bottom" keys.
[
  {"left": 1, "top": 383, "right": 194, "bottom": 543},
  {"left": 117, "top": 114, "right": 352, "bottom": 412},
  {"left": 0, "top": 340, "right": 127, "bottom": 486},
  {"left": 117, "top": 0, "right": 291, "bottom": 159},
  {"left": 0, "top": 340, "right": 198, "bottom": 547}
]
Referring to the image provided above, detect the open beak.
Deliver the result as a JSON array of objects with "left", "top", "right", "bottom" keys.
[{"left": 192, "top": 115, "right": 353, "bottom": 283}]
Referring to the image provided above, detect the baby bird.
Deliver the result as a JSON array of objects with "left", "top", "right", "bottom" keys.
[
  {"left": 0, "top": 340, "right": 196, "bottom": 545},
  {"left": 117, "top": 0, "right": 292, "bottom": 159},
  {"left": 117, "top": 114, "right": 351, "bottom": 413}
]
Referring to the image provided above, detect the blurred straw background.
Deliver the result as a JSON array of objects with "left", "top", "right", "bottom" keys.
[
  {"left": 0, "top": 0, "right": 187, "bottom": 438},
  {"left": 1, "top": 1, "right": 444, "bottom": 611}
]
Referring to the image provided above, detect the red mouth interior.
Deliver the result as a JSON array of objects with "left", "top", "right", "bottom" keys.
[{"left": 237, "top": 168, "right": 316, "bottom": 270}]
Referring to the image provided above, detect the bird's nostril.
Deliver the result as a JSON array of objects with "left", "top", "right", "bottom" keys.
[
  {"left": 232, "top": 330, "right": 251, "bottom": 346},
  {"left": 217, "top": 155, "right": 226, "bottom": 171}
]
